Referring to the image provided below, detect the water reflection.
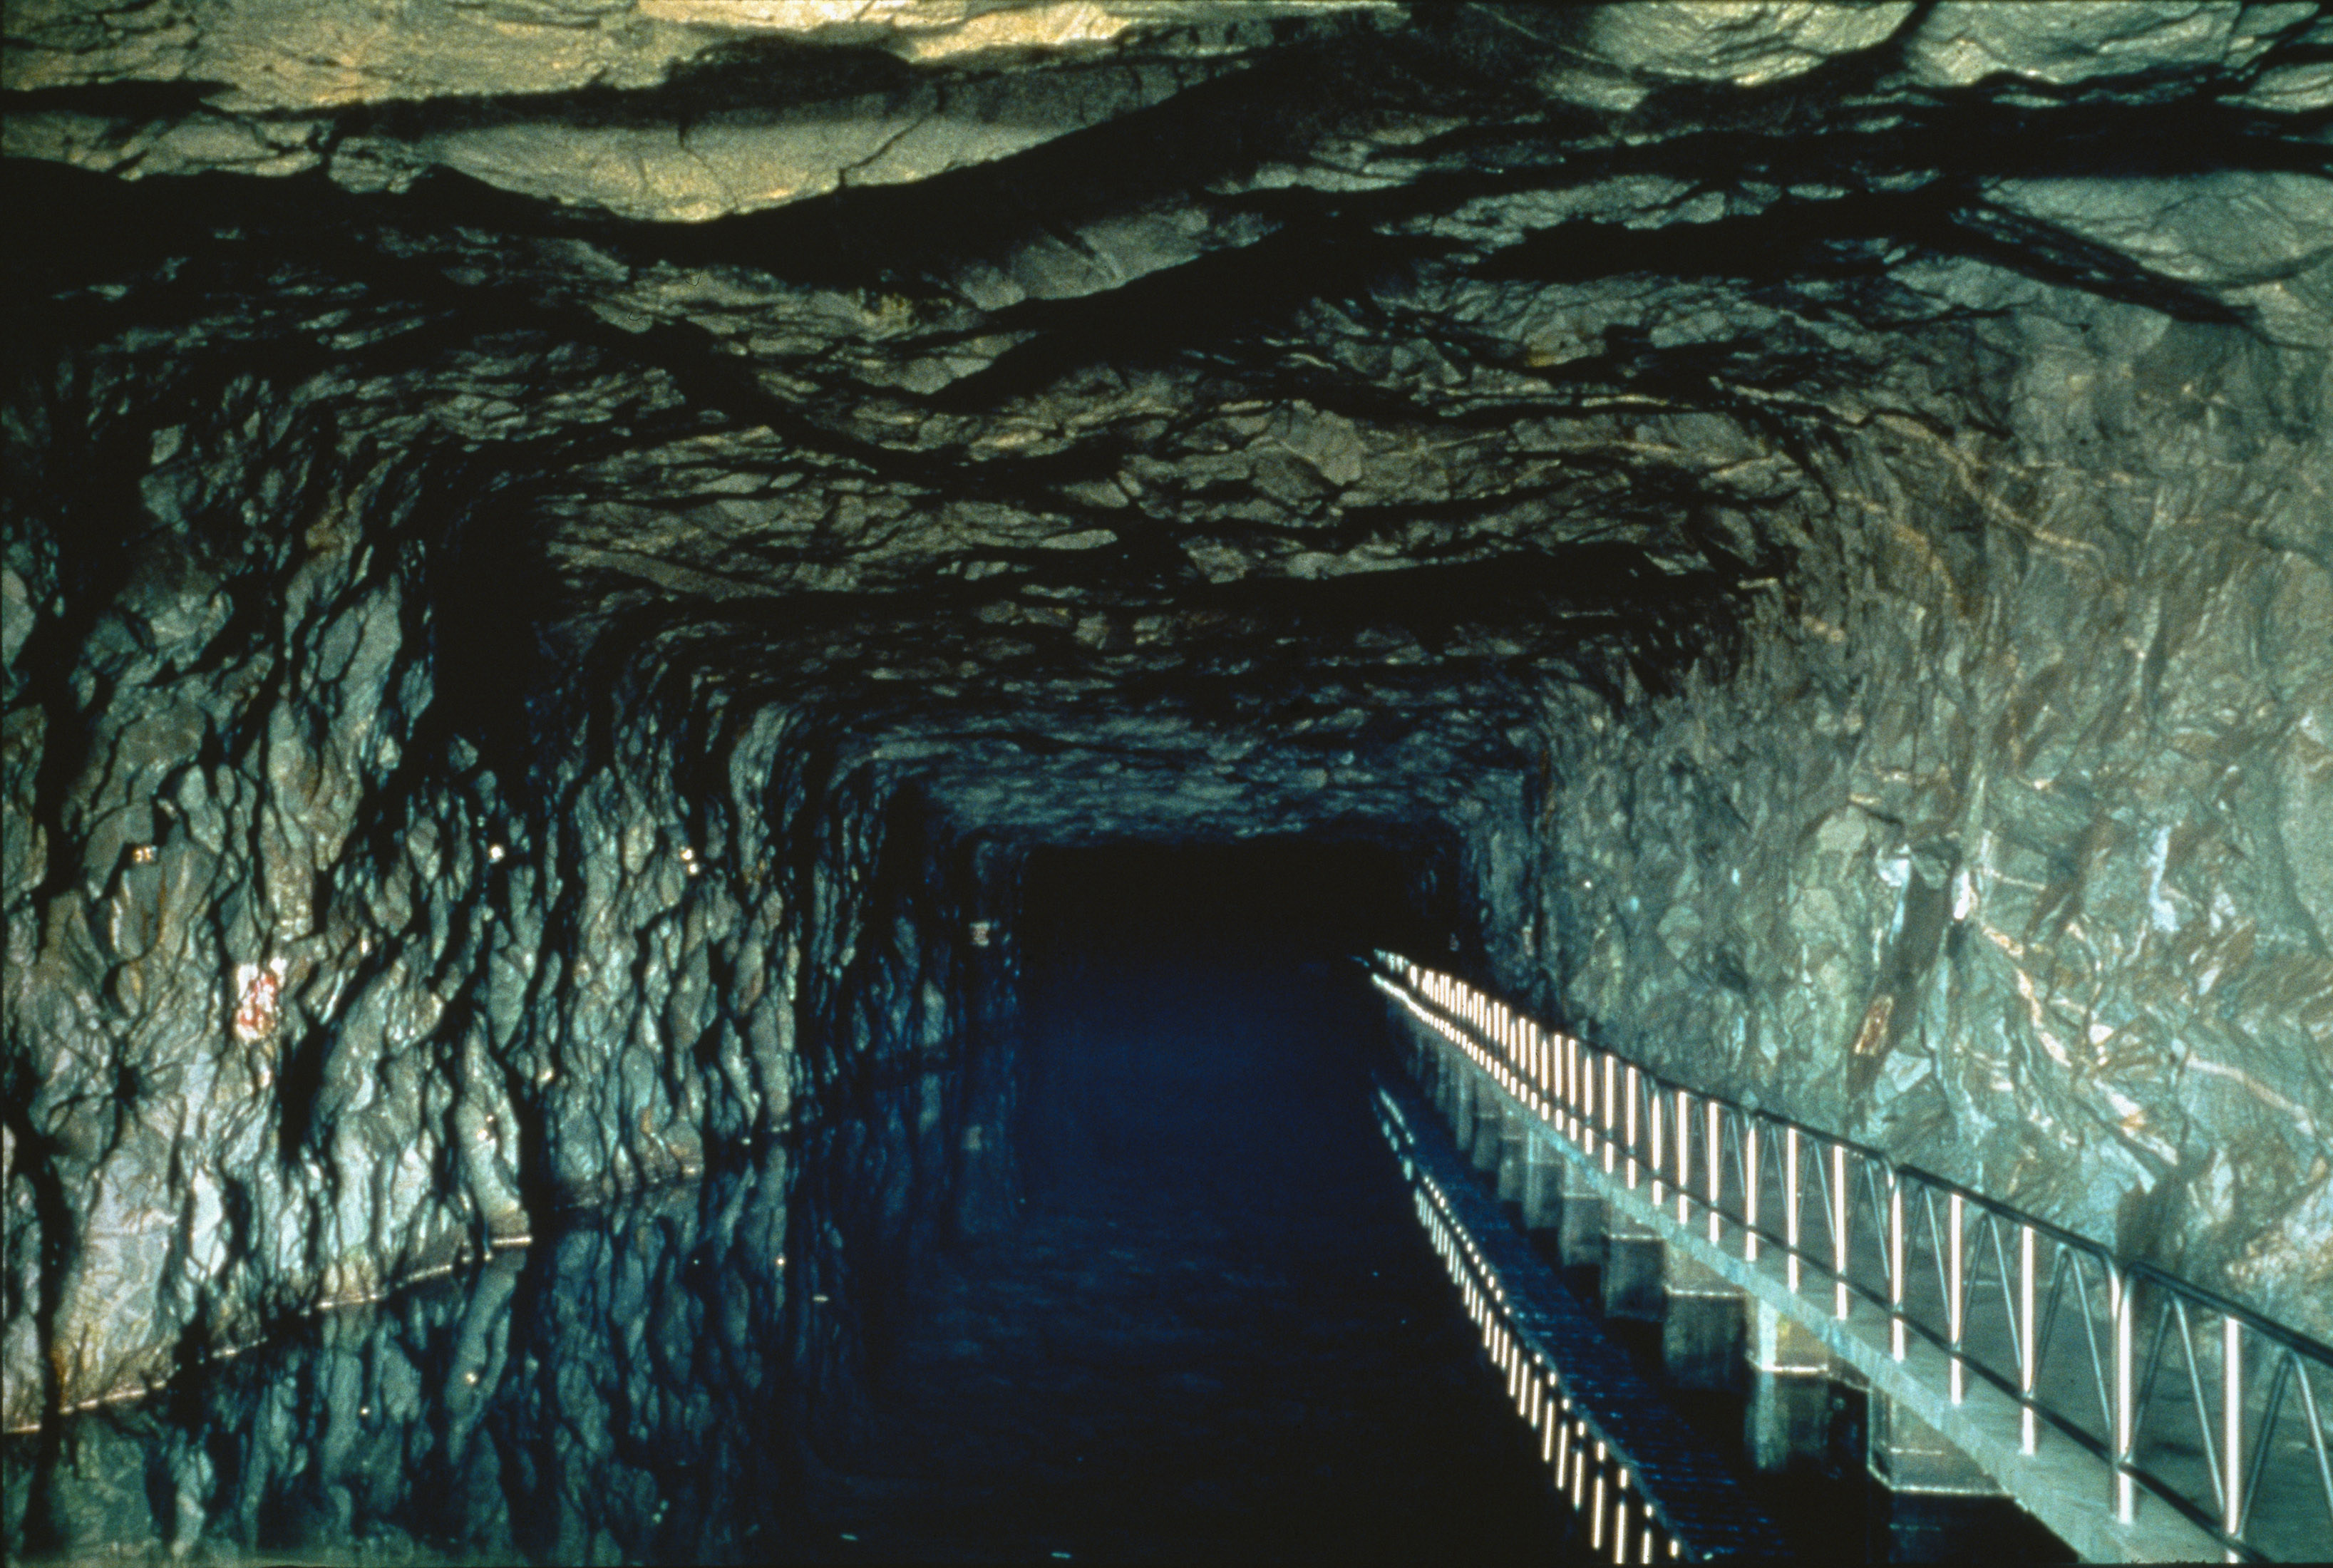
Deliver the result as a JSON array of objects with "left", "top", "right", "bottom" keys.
[
  {"left": 6, "top": 1152, "right": 814, "bottom": 1565},
  {"left": 9, "top": 839, "right": 1572, "bottom": 1567}
]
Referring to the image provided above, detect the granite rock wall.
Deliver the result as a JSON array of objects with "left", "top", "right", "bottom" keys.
[
  {"left": 0, "top": 333, "right": 1002, "bottom": 1428},
  {"left": 1517, "top": 292, "right": 2333, "bottom": 1341}
]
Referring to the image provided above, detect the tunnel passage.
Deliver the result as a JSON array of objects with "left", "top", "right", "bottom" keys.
[
  {"left": 4, "top": 835, "right": 1604, "bottom": 1566},
  {"left": 796, "top": 840, "right": 1583, "bottom": 1563},
  {"left": 6, "top": 1, "right": 2333, "bottom": 1560},
  {"left": 1014, "top": 840, "right": 1431, "bottom": 1209}
]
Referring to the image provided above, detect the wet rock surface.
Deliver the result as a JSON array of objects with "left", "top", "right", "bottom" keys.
[
  {"left": 6, "top": 0, "right": 2331, "bottom": 1458},
  {"left": 4, "top": 1160, "right": 805, "bottom": 1564},
  {"left": 1509, "top": 296, "right": 2333, "bottom": 1339}
]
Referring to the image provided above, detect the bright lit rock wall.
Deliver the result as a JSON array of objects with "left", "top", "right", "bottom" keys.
[{"left": 1525, "top": 293, "right": 2333, "bottom": 1339}]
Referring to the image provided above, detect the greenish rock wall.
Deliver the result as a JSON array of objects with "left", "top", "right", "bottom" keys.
[
  {"left": 0, "top": 342, "right": 1004, "bottom": 1428},
  {"left": 1523, "top": 295, "right": 2333, "bottom": 1341}
]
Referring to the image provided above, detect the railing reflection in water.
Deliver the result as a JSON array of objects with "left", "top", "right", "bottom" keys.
[
  {"left": 1371, "top": 951, "right": 2333, "bottom": 1563},
  {"left": 1373, "top": 1089, "right": 1681, "bottom": 1563}
]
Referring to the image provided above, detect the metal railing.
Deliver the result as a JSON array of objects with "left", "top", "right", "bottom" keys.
[{"left": 1370, "top": 952, "right": 2333, "bottom": 1563}]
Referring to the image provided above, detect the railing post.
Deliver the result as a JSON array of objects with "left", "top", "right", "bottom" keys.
[
  {"left": 2019, "top": 1224, "right": 2036, "bottom": 1455},
  {"left": 1676, "top": 1088, "right": 1691, "bottom": 1226},
  {"left": 1948, "top": 1191, "right": 1965, "bottom": 1405},
  {"left": 1705, "top": 1100, "right": 1721, "bottom": 1248},
  {"left": 1832, "top": 1143, "right": 1849, "bottom": 1322},
  {"left": 1624, "top": 1063, "right": 1640, "bottom": 1192},
  {"left": 1577, "top": 1039, "right": 1592, "bottom": 1152},
  {"left": 1601, "top": 1054, "right": 1617, "bottom": 1177},
  {"left": 2114, "top": 1266, "right": 2136, "bottom": 1524},
  {"left": 1538, "top": 1030, "right": 1552, "bottom": 1120},
  {"left": 1648, "top": 1083, "right": 1664, "bottom": 1207},
  {"left": 1562, "top": 1033, "right": 1578, "bottom": 1141},
  {"left": 2224, "top": 1313, "right": 2242, "bottom": 1556},
  {"left": 1785, "top": 1126, "right": 1801, "bottom": 1294},
  {"left": 1744, "top": 1123, "right": 1760, "bottom": 1264},
  {"left": 1890, "top": 1175, "right": 1906, "bottom": 1362},
  {"left": 1577, "top": 1039, "right": 1590, "bottom": 1150}
]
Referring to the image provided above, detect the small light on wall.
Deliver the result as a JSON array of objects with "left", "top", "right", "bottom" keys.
[{"left": 969, "top": 921, "right": 992, "bottom": 947}]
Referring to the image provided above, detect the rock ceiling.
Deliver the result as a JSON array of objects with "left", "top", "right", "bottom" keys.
[{"left": 7, "top": 0, "right": 2330, "bottom": 842}]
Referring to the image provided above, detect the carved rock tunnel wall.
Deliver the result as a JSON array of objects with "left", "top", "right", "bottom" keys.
[{"left": 4, "top": 1, "right": 2331, "bottom": 1444}]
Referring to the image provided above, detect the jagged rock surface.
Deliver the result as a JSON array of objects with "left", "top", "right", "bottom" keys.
[
  {"left": 5, "top": 0, "right": 2331, "bottom": 1472},
  {"left": 1510, "top": 297, "right": 2333, "bottom": 1325},
  {"left": 6, "top": 1164, "right": 811, "bottom": 1562}
]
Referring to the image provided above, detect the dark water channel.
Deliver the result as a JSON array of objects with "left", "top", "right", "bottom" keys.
[
  {"left": 6, "top": 843, "right": 1578, "bottom": 1564},
  {"left": 800, "top": 846, "right": 1576, "bottom": 1562}
]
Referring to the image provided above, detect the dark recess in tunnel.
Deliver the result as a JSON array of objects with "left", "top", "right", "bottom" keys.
[
  {"left": 1027, "top": 840, "right": 1427, "bottom": 964},
  {"left": 1014, "top": 840, "right": 1424, "bottom": 1209}
]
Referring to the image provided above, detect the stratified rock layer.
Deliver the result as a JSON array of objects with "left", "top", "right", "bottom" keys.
[{"left": 6, "top": 0, "right": 2331, "bottom": 1448}]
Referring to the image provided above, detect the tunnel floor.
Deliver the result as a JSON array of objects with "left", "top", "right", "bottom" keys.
[{"left": 796, "top": 895, "right": 1580, "bottom": 1562}]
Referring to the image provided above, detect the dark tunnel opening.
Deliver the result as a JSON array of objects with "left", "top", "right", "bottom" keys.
[{"left": 1014, "top": 840, "right": 1428, "bottom": 1224}]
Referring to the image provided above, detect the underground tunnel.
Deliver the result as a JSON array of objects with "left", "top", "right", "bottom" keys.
[{"left": 4, "top": 1, "right": 2332, "bottom": 1561}]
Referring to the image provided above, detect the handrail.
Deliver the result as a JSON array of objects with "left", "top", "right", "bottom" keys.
[{"left": 1369, "top": 951, "right": 2333, "bottom": 1563}]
